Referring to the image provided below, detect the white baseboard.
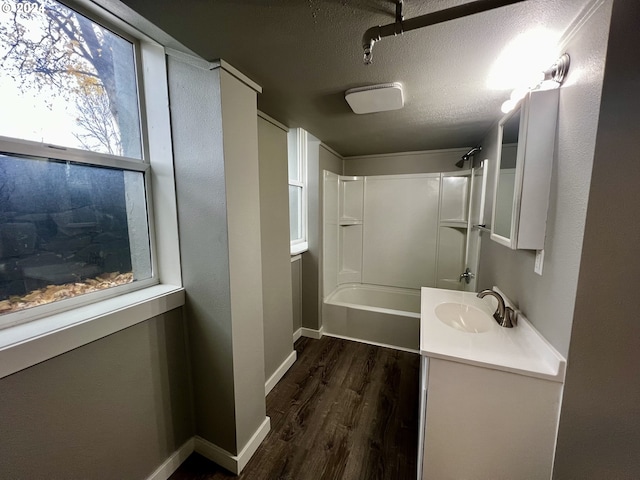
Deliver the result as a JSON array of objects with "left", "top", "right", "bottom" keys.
[
  {"left": 146, "top": 438, "right": 195, "bottom": 480},
  {"left": 300, "top": 326, "right": 324, "bottom": 339},
  {"left": 322, "top": 332, "right": 420, "bottom": 355},
  {"left": 265, "top": 350, "right": 297, "bottom": 396},
  {"left": 293, "top": 327, "right": 302, "bottom": 343},
  {"left": 195, "top": 416, "right": 271, "bottom": 474}
]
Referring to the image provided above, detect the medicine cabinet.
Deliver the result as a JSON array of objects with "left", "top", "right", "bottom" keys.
[{"left": 491, "top": 88, "right": 559, "bottom": 250}]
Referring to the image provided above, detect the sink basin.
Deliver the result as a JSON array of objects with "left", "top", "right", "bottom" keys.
[{"left": 434, "top": 302, "right": 494, "bottom": 333}]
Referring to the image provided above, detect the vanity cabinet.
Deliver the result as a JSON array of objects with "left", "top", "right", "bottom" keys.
[
  {"left": 418, "top": 357, "right": 563, "bottom": 480},
  {"left": 491, "top": 88, "right": 559, "bottom": 250},
  {"left": 418, "top": 287, "right": 566, "bottom": 480}
]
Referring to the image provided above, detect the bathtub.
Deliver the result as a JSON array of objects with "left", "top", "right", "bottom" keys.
[{"left": 323, "top": 283, "right": 421, "bottom": 352}]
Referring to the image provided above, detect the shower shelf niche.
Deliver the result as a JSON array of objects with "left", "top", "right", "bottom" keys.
[
  {"left": 337, "top": 176, "right": 364, "bottom": 284},
  {"left": 338, "top": 218, "right": 362, "bottom": 226},
  {"left": 439, "top": 220, "right": 468, "bottom": 229}
]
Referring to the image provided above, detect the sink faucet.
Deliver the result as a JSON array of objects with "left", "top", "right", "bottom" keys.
[{"left": 477, "top": 289, "right": 517, "bottom": 328}]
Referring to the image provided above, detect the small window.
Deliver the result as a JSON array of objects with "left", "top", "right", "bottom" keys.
[
  {"left": 288, "top": 129, "right": 308, "bottom": 254},
  {"left": 0, "top": 0, "right": 155, "bottom": 324}
]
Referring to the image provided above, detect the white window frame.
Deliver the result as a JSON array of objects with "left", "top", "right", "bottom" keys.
[
  {"left": 0, "top": 0, "right": 183, "bottom": 379},
  {"left": 0, "top": 140, "right": 156, "bottom": 329},
  {"left": 288, "top": 128, "right": 308, "bottom": 255}
]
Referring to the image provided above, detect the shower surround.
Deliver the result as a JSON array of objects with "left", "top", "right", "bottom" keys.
[{"left": 322, "top": 170, "right": 471, "bottom": 350}]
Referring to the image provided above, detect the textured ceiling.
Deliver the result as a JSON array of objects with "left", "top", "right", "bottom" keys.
[{"left": 119, "top": 0, "right": 592, "bottom": 156}]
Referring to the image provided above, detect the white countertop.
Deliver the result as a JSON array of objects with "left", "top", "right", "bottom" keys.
[{"left": 420, "top": 287, "right": 566, "bottom": 382}]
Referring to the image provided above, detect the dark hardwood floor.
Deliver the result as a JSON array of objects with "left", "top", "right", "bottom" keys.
[{"left": 170, "top": 336, "right": 420, "bottom": 480}]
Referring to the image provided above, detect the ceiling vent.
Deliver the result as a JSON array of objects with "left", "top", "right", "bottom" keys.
[{"left": 345, "top": 82, "right": 404, "bottom": 114}]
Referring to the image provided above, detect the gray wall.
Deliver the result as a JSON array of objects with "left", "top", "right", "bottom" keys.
[
  {"left": 0, "top": 309, "right": 193, "bottom": 479},
  {"left": 257, "top": 115, "right": 294, "bottom": 381},
  {"left": 553, "top": 1, "right": 640, "bottom": 477},
  {"left": 168, "top": 56, "right": 266, "bottom": 455},
  {"left": 302, "top": 143, "right": 342, "bottom": 330},
  {"left": 343, "top": 148, "right": 470, "bottom": 176},
  {"left": 478, "top": 1, "right": 612, "bottom": 358},
  {"left": 291, "top": 256, "right": 302, "bottom": 334},
  {"left": 220, "top": 70, "right": 268, "bottom": 451}
]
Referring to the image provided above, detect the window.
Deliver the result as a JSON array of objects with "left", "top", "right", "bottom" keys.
[
  {"left": 288, "top": 128, "right": 308, "bottom": 254},
  {"left": 0, "top": 0, "right": 156, "bottom": 325}
]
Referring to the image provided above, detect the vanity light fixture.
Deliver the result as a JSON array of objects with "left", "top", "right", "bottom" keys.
[{"left": 501, "top": 53, "right": 570, "bottom": 113}]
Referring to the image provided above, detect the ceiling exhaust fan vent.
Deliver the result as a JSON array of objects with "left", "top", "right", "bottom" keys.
[{"left": 345, "top": 82, "right": 404, "bottom": 114}]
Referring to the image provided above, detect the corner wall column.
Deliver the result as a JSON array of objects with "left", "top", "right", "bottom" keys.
[{"left": 167, "top": 54, "right": 268, "bottom": 473}]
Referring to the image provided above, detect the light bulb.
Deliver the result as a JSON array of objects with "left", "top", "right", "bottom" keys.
[{"left": 501, "top": 99, "right": 515, "bottom": 114}]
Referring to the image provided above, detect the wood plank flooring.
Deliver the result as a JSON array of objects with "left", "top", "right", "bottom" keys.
[{"left": 170, "top": 336, "right": 420, "bottom": 480}]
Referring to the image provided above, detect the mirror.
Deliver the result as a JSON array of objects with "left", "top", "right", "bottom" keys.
[
  {"left": 493, "top": 107, "right": 521, "bottom": 241},
  {"left": 490, "top": 89, "right": 559, "bottom": 250}
]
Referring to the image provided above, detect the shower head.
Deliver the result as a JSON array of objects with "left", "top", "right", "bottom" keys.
[{"left": 456, "top": 146, "right": 482, "bottom": 168}]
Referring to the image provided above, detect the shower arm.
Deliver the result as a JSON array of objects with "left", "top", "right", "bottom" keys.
[{"left": 363, "top": 0, "right": 528, "bottom": 65}]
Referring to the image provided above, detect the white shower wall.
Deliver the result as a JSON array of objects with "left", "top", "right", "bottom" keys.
[
  {"left": 323, "top": 170, "right": 470, "bottom": 298},
  {"left": 437, "top": 172, "right": 471, "bottom": 290},
  {"left": 362, "top": 174, "right": 440, "bottom": 289}
]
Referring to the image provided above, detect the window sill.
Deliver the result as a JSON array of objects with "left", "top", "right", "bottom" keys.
[
  {"left": 0, "top": 284, "right": 185, "bottom": 379},
  {"left": 290, "top": 242, "right": 309, "bottom": 256}
]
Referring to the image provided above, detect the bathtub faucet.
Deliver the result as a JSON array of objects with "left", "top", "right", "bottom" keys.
[{"left": 476, "top": 289, "right": 517, "bottom": 328}]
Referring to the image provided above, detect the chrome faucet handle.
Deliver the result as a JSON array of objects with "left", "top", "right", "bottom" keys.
[
  {"left": 459, "top": 268, "right": 475, "bottom": 284},
  {"left": 501, "top": 306, "right": 517, "bottom": 328}
]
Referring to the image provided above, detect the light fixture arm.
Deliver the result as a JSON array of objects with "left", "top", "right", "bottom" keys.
[
  {"left": 363, "top": 0, "right": 528, "bottom": 65},
  {"left": 543, "top": 53, "right": 570, "bottom": 84}
]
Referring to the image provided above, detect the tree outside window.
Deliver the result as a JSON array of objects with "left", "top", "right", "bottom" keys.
[{"left": 0, "top": 0, "right": 142, "bottom": 158}]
